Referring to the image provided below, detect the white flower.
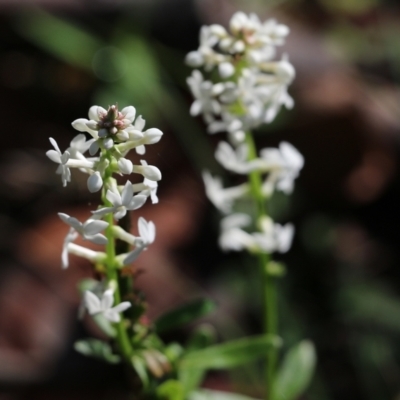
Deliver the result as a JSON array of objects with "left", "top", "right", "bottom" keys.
[
  {"left": 219, "top": 213, "right": 257, "bottom": 251},
  {"left": 92, "top": 181, "right": 147, "bottom": 219},
  {"left": 84, "top": 289, "right": 131, "bottom": 323},
  {"left": 260, "top": 142, "right": 304, "bottom": 194},
  {"left": 46, "top": 138, "right": 71, "bottom": 187},
  {"left": 215, "top": 141, "right": 257, "bottom": 174},
  {"left": 58, "top": 213, "right": 108, "bottom": 244},
  {"left": 252, "top": 217, "right": 294, "bottom": 253},
  {"left": 202, "top": 171, "right": 248, "bottom": 214},
  {"left": 131, "top": 177, "right": 159, "bottom": 204},
  {"left": 187, "top": 70, "right": 223, "bottom": 120},
  {"left": 120, "top": 116, "right": 163, "bottom": 155},
  {"left": 123, "top": 217, "right": 156, "bottom": 265},
  {"left": 67, "top": 134, "right": 95, "bottom": 159}
]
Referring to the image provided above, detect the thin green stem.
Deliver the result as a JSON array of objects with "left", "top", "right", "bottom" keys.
[
  {"left": 245, "top": 131, "right": 278, "bottom": 400},
  {"left": 102, "top": 165, "right": 133, "bottom": 362}
]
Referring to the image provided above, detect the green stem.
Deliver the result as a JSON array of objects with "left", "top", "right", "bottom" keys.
[
  {"left": 245, "top": 132, "right": 278, "bottom": 400},
  {"left": 102, "top": 167, "right": 133, "bottom": 362}
]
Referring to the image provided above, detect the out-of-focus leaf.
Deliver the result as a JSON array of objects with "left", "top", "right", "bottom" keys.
[
  {"left": 186, "top": 324, "right": 217, "bottom": 351},
  {"left": 74, "top": 339, "right": 120, "bottom": 364},
  {"left": 155, "top": 299, "right": 216, "bottom": 334},
  {"left": 180, "top": 334, "right": 281, "bottom": 370},
  {"left": 179, "top": 325, "right": 217, "bottom": 394},
  {"left": 189, "top": 389, "right": 260, "bottom": 400},
  {"left": 273, "top": 340, "right": 316, "bottom": 400},
  {"left": 131, "top": 355, "right": 149, "bottom": 389},
  {"left": 15, "top": 9, "right": 102, "bottom": 68},
  {"left": 156, "top": 380, "right": 185, "bottom": 400}
]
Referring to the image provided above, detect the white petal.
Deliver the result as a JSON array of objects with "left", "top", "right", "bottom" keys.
[
  {"left": 112, "top": 301, "right": 131, "bottom": 314},
  {"left": 123, "top": 246, "right": 144, "bottom": 265},
  {"left": 84, "top": 220, "right": 108, "bottom": 235},
  {"left": 89, "top": 140, "right": 100, "bottom": 156},
  {"left": 46, "top": 150, "right": 61, "bottom": 163},
  {"left": 135, "top": 145, "right": 146, "bottom": 155},
  {"left": 103, "top": 309, "right": 121, "bottom": 323},
  {"left": 84, "top": 291, "right": 101, "bottom": 314},
  {"left": 121, "top": 181, "right": 134, "bottom": 206},
  {"left": 114, "top": 208, "right": 127, "bottom": 220},
  {"left": 106, "top": 189, "right": 122, "bottom": 207},
  {"left": 91, "top": 207, "right": 115, "bottom": 217},
  {"left": 121, "top": 106, "right": 136, "bottom": 122},
  {"left": 128, "top": 195, "right": 147, "bottom": 210},
  {"left": 103, "top": 137, "right": 114, "bottom": 149},
  {"left": 87, "top": 234, "right": 108, "bottom": 245},
  {"left": 144, "top": 128, "right": 163, "bottom": 144},
  {"left": 101, "top": 289, "right": 115, "bottom": 310},
  {"left": 134, "top": 115, "right": 146, "bottom": 131}
]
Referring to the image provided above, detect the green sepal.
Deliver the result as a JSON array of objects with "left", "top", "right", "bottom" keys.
[
  {"left": 180, "top": 334, "right": 282, "bottom": 370},
  {"left": 74, "top": 339, "right": 120, "bottom": 364},
  {"left": 273, "top": 340, "right": 317, "bottom": 400},
  {"left": 154, "top": 298, "right": 216, "bottom": 334}
]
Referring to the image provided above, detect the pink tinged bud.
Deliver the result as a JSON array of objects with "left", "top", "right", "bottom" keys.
[
  {"left": 118, "top": 158, "right": 133, "bottom": 174},
  {"left": 87, "top": 172, "right": 103, "bottom": 193}
]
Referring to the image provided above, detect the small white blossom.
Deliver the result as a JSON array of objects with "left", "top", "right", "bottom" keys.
[
  {"left": 252, "top": 217, "right": 294, "bottom": 253},
  {"left": 84, "top": 289, "right": 131, "bottom": 323},
  {"left": 87, "top": 171, "right": 103, "bottom": 193},
  {"left": 202, "top": 171, "right": 248, "bottom": 214},
  {"left": 92, "top": 181, "right": 147, "bottom": 219},
  {"left": 123, "top": 217, "right": 156, "bottom": 265},
  {"left": 187, "top": 70, "right": 223, "bottom": 120},
  {"left": 215, "top": 141, "right": 258, "bottom": 174},
  {"left": 58, "top": 213, "right": 108, "bottom": 245},
  {"left": 219, "top": 213, "right": 257, "bottom": 252},
  {"left": 259, "top": 142, "right": 304, "bottom": 194},
  {"left": 46, "top": 138, "right": 71, "bottom": 187}
]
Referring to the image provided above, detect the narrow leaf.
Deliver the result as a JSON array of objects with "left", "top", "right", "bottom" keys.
[
  {"left": 273, "top": 340, "right": 317, "bottom": 400},
  {"left": 155, "top": 298, "right": 216, "bottom": 333},
  {"left": 180, "top": 334, "right": 281, "bottom": 370}
]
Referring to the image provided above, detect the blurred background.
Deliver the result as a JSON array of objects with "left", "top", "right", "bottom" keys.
[{"left": 0, "top": 0, "right": 400, "bottom": 399}]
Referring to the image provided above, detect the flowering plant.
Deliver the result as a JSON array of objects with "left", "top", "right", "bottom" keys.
[
  {"left": 45, "top": 10, "right": 316, "bottom": 400},
  {"left": 187, "top": 11, "right": 316, "bottom": 400}
]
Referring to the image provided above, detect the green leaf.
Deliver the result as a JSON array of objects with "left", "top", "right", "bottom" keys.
[
  {"left": 131, "top": 355, "right": 149, "bottom": 389},
  {"left": 273, "top": 340, "right": 317, "bottom": 400},
  {"left": 15, "top": 9, "right": 102, "bottom": 69},
  {"left": 156, "top": 380, "right": 185, "bottom": 400},
  {"left": 180, "top": 334, "right": 281, "bottom": 370},
  {"left": 189, "top": 389, "right": 260, "bottom": 400},
  {"left": 154, "top": 299, "right": 216, "bottom": 334},
  {"left": 74, "top": 339, "right": 120, "bottom": 364},
  {"left": 179, "top": 325, "right": 217, "bottom": 393},
  {"left": 186, "top": 324, "right": 217, "bottom": 351}
]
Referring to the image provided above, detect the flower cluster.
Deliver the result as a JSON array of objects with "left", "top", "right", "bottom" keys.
[
  {"left": 187, "top": 12, "right": 303, "bottom": 255},
  {"left": 47, "top": 104, "right": 162, "bottom": 323},
  {"left": 186, "top": 11, "right": 295, "bottom": 144}
]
